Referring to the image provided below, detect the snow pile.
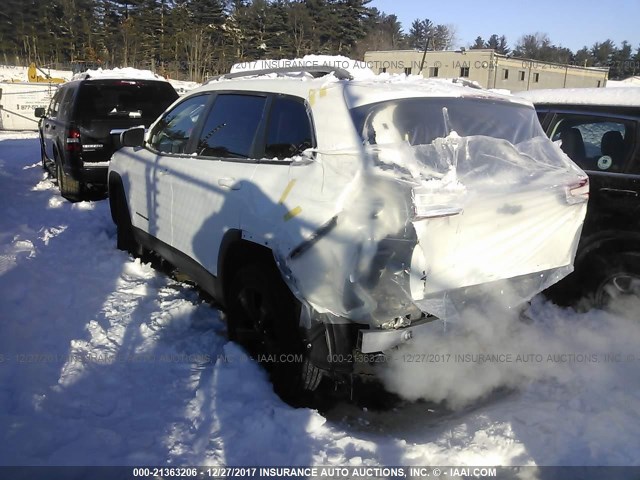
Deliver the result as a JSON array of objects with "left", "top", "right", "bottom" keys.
[
  {"left": 72, "top": 67, "right": 166, "bottom": 82},
  {"left": 519, "top": 87, "right": 640, "bottom": 107},
  {"left": 607, "top": 76, "right": 640, "bottom": 88},
  {"left": 168, "top": 79, "right": 200, "bottom": 95}
]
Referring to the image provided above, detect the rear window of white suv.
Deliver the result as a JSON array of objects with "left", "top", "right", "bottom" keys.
[{"left": 351, "top": 97, "right": 545, "bottom": 146}]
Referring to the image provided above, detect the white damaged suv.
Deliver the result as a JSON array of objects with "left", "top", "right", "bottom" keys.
[{"left": 108, "top": 64, "right": 588, "bottom": 397}]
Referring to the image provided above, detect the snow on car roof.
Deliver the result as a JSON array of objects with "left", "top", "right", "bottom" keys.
[
  {"left": 71, "top": 67, "right": 168, "bottom": 82},
  {"left": 519, "top": 87, "right": 640, "bottom": 107},
  {"left": 344, "top": 77, "right": 531, "bottom": 108},
  {"left": 196, "top": 74, "right": 531, "bottom": 109},
  {"left": 201, "top": 55, "right": 531, "bottom": 107}
]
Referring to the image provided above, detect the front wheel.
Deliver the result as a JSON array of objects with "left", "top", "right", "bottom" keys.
[
  {"left": 40, "top": 143, "right": 48, "bottom": 171},
  {"left": 225, "top": 260, "right": 323, "bottom": 401}
]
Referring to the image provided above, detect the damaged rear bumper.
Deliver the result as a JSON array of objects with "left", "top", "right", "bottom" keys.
[{"left": 359, "top": 317, "right": 444, "bottom": 353}]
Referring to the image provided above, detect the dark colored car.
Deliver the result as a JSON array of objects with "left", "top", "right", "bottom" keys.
[
  {"left": 521, "top": 88, "right": 640, "bottom": 307},
  {"left": 35, "top": 74, "right": 179, "bottom": 200}
]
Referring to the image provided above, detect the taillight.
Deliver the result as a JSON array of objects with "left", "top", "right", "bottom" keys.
[
  {"left": 65, "top": 128, "right": 82, "bottom": 153},
  {"left": 566, "top": 177, "right": 589, "bottom": 204}
]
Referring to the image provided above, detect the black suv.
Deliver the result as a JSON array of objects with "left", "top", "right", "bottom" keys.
[
  {"left": 35, "top": 74, "right": 178, "bottom": 200},
  {"left": 521, "top": 88, "right": 640, "bottom": 307}
]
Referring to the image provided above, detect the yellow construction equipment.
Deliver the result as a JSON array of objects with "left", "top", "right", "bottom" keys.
[{"left": 27, "top": 63, "right": 66, "bottom": 84}]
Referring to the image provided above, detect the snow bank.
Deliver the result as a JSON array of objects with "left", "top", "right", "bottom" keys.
[
  {"left": 607, "top": 76, "right": 640, "bottom": 88},
  {"left": 519, "top": 87, "right": 640, "bottom": 107},
  {"left": 168, "top": 79, "right": 200, "bottom": 95}
]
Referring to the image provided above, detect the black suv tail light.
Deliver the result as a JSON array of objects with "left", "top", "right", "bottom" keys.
[
  {"left": 65, "top": 127, "right": 82, "bottom": 153},
  {"left": 566, "top": 177, "right": 589, "bottom": 204}
]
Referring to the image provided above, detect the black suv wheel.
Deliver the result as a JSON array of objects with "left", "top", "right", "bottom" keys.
[
  {"left": 55, "top": 156, "right": 82, "bottom": 201},
  {"left": 591, "top": 254, "right": 640, "bottom": 309}
]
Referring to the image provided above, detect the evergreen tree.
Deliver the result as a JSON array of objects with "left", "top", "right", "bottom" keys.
[
  {"left": 574, "top": 46, "right": 592, "bottom": 67},
  {"left": 486, "top": 34, "right": 509, "bottom": 55},
  {"left": 470, "top": 36, "right": 485, "bottom": 49},
  {"left": 591, "top": 39, "right": 616, "bottom": 67},
  {"left": 609, "top": 40, "right": 632, "bottom": 78},
  {"left": 408, "top": 18, "right": 432, "bottom": 50}
]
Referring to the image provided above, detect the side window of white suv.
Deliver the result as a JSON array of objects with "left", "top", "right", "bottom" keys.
[
  {"left": 149, "top": 95, "right": 209, "bottom": 154},
  {"left": 196, "top": 93, "right": 267, "bottom": 158},
  {"left": 264, "top": 96, "right": 314, "bottom": 159}
]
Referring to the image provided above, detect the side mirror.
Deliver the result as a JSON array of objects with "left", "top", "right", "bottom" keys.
[
  {"left": 121, "top": 126, "right": 145, "bottom": 148},
  {"left": 34, "top": 107, "right": 46, "bottom": 118}
]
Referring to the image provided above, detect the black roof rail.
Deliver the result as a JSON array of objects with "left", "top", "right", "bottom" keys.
[{"left": 205, "top": 65, "right": 354, "bottom": 83}]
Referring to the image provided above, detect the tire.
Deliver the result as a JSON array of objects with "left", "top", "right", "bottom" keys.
[
  {"left": 590, "top": 254, "right": 640, "bottom": 310},
  {"left": 55, "top": 156, "right": 82, "bottom": 201},
  {"left": 112, "top": 186, "right": 142, "bottom": 257},
  {"left": 40, "top": 143, "right": 48, "bottom": 171},
  {"left": 225, "top": 260, "right": 323, "bottom": 400}
]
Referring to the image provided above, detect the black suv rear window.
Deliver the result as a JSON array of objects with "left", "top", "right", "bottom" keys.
[{"left": 76, "top": 80, "right": 178, "bottom": 123}]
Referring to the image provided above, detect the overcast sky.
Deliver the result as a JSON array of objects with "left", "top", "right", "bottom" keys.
[{"left": 369, "top": 0, "right": 640, "bottom": 53}]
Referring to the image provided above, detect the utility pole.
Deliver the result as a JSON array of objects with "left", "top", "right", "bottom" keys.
[{"left": 418, "top": 36, "right": 432, "bottom": 76}]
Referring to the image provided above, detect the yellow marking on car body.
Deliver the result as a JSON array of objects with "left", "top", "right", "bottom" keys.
[
  {"left": 308, "top": 89, "right": 316, "bottom": 106},
  {"left": 284, "top": 206, "right": 302, "bottom": 221},
  {"left": 278, "top": 179, "right": 297, "bottom": 204}
]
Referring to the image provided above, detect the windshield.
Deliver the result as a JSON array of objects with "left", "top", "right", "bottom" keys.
[{"left": 351, "top": 97, "right": 545, "bottom": 147}]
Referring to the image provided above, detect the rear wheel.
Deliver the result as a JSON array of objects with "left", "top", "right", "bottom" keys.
[
  {"left": 593, "top": 263, "right": 640, "bottom": 310},
  {"left": 55, "top": 156, "right": 82, "bottom": 201},
  {"left": 585, "top": 254, "right": 640, "bottom": 313},
  {"left": 225, "top": 260, "right": 323, "bottom": 402}
]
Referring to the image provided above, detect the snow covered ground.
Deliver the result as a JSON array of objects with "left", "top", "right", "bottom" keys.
[{"left": 1, "top": 131, "right": 640, "bottom": 472}]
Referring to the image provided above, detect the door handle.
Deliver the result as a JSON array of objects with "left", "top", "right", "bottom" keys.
[
  {"left": 599, "top": 188, "right": 638, "bottom": 197},
  {"left": 218, "top": 178, "right": 241, "bottom": 190}
]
